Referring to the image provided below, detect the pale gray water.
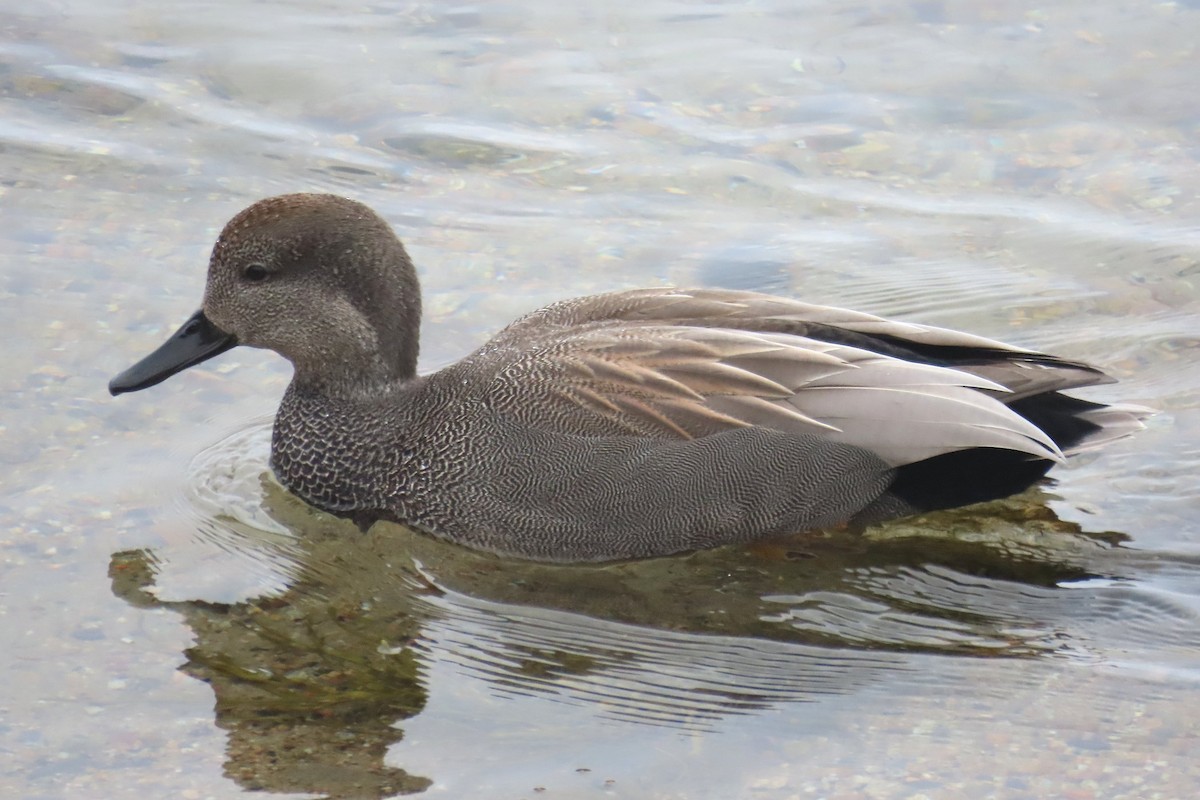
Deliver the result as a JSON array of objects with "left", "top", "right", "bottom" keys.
[{"left": 3, "top": 1, "right": 1199, "bottom": 798}]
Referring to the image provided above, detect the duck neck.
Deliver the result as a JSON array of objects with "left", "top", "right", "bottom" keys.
[
  {"left": 291, "top": 357, "right": 418, "bottom": 401},
  {"left": 291, "top": 272, "right": 422, "bottom": 401}
]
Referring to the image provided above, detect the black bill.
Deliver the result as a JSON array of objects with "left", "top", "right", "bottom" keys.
[{"left": 109, "top": 310, "right": 237, "bottom": 395}]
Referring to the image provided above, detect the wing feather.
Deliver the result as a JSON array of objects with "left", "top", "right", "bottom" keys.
[{"left": 459, "top": 286, "right": 1140, "bottom": 467}]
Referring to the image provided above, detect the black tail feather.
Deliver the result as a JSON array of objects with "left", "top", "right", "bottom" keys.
[
  {"left": 887, "top": 447, "right": 1054, "bottom": 514},
  {"left": 885, "top": 391, "right": 1107, "bottom": 514},
  {"left": 1006, "top": 393, "right": 1107, "bottom": 453}
]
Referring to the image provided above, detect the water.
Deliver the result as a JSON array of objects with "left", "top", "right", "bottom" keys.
[{"left": 3, "top": 0, "right": 1199, "bottom": 797}]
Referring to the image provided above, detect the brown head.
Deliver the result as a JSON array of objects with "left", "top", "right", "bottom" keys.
[{"left": 110, "top": 194, "right": 422, "bottom": 397}]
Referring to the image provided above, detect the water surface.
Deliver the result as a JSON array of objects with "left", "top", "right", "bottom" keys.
[{"left": 3, "top": 1, "right": 1199, "bottom": 798}]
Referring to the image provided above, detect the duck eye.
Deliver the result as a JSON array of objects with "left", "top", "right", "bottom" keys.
[{"left": 243, "top": 263, "right": 269, "bottom": 282}]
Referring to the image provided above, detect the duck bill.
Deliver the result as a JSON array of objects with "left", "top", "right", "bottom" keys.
[{"left": 109, "top": 310, "right": 237, "bottom": 395}]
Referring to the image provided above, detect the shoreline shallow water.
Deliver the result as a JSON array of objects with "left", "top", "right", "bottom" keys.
[{"left": 3, "top": 1, "right": 1198, "bottom": 797}]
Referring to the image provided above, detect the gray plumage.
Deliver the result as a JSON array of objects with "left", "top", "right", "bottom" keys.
[{"left": 109, "top": 194, "right": 1150, "bottom": 562}]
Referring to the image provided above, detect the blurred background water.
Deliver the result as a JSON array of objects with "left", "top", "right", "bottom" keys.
[{"left": 2, "top": 1, "right": 1199, "bottom": 798}]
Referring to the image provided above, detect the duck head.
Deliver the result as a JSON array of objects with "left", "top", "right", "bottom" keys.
[{"left": 109, "top": 194, "right": 421, "bottom": 397}]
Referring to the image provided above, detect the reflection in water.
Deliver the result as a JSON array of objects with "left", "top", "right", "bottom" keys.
[
  {"left": 101, "top": 421, "right": 1198, "bottom": 796},
  {"left": 412, "top": 579, "right": 916, "bottom": 731},
  {"left": 110, "top": 548, "right": 432, "bottom": 797}
]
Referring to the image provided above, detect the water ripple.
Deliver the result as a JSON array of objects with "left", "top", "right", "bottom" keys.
[{"left": 414, "top": 583, "right": 914, "bottom": 730}]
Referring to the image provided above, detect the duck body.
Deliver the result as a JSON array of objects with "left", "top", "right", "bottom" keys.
[{"left": 110, "top": 194, "right": 1147, "bottom": 562}]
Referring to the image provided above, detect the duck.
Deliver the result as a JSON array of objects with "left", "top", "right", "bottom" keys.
[{"left": 109, "top": 193, "right": 1148, "bottom": 562}]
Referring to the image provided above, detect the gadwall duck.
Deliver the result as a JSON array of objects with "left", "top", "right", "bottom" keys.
[{"left": 110, "top": 194, "right": 1147, "bottom": 562}]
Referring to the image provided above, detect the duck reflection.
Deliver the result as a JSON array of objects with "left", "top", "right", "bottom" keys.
[{"left": 108, "top": 436, "right": 1128, "bottom": 797}]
